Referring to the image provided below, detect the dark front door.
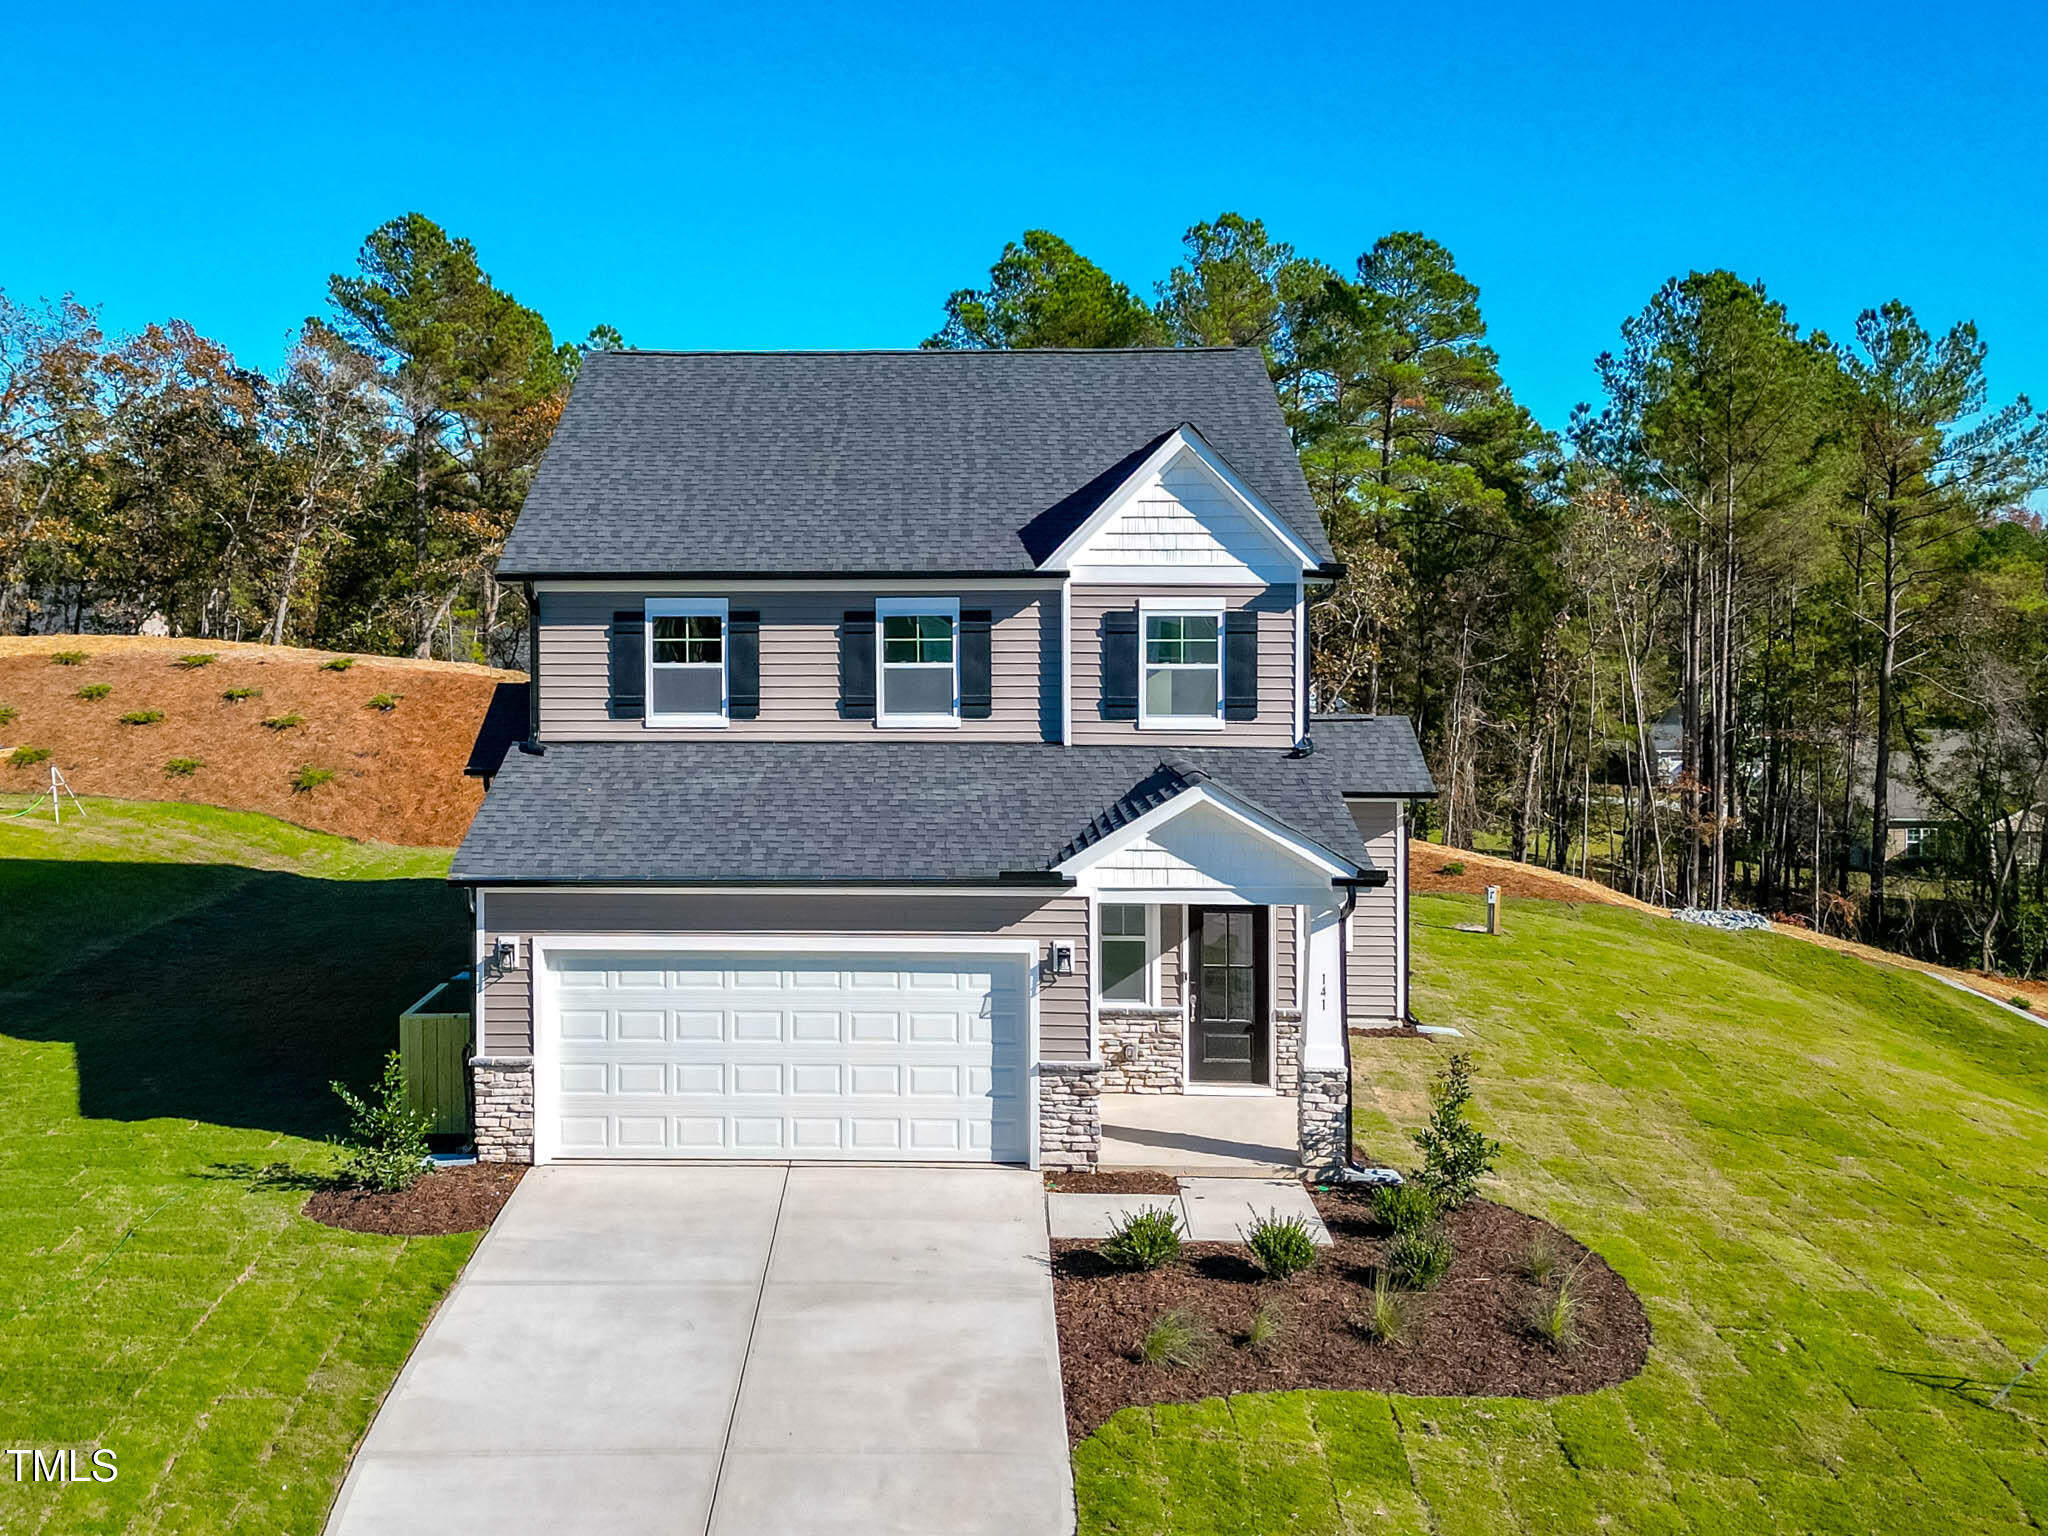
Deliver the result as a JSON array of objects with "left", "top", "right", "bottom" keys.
[{"left": 1190, "top": 906, "right": 1267, "bottom": 1084}]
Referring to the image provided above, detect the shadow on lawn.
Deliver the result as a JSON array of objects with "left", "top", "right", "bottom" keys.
[{"left": 0, "top": 860, "right": 467, "bottom": 1141}]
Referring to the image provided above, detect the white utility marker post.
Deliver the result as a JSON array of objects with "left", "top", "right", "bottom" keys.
[{"left": 1485, "top": 884, "right": 1501, "bottom": 935}]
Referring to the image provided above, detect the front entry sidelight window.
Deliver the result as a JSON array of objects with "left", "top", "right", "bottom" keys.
[
  {"left": 1099, "top": 903, "right": 1152, "bottom": 1002},
  {"left": 645, "top": 599, "right": 727, "bottom": 726},
  {"left": 877, "top": 597, "right": 960, "bottom": 727},
  {"left": 1141, "top": 607, "right": 1223, "bottom": 727}
]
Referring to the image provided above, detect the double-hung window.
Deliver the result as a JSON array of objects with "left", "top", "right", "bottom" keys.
[
  {"left": 645, "top": 597, "right": 728, "bottom": 726},
  {"left": 1139, "top": 601, "right": 1224, "bottom": 729},
  {"left": 876, "top": 597, "right": 959, "bottom": 727},
  {"left": 1099, "top": 903, "right": 1153, "bottom": 1003}
]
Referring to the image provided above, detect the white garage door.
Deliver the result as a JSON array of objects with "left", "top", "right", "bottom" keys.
[{"left": 539, "top": 949, "right": 1029, "bottom": 1163}]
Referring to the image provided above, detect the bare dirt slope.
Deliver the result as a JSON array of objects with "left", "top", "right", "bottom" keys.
[
  {"left": 1410, "top": 838, "right": 2048, "bottom": 1014},
  {"left": 0, "top": 636, "right": 519, "bottom": 845}
]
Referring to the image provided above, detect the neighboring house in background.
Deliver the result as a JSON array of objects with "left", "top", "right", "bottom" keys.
[{"left": 451, "top": 348, "right": 1436, "bottom": 1172}]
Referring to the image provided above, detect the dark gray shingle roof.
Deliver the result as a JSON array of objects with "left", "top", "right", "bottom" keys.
[
  {"left": 498, "top": 348, "right": 1332, "bottom": 577},
  {"left": 451, "top": 721, "right": 1431, "bottom": 884}
]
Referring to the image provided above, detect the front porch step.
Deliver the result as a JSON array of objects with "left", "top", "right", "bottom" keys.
[{"left": 1045, "top": 1178, "right": 1332, "bottom": 1246}]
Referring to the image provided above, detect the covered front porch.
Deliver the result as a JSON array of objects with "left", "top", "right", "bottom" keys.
[{"left": 1096, "top": 1090, "right": 1301, "bottom": 1175}]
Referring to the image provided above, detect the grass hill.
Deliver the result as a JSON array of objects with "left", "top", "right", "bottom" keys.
[{"left": 0, "top": 636, "right": 519, "bottom": 846}]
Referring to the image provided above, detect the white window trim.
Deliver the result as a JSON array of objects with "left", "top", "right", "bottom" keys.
[
  {"left": 644, "top": 597, "right": 729, "bottom": 728},
  {"left": 875, "top": 595, "right": 961, "bottom": 729},
  {"left": 1137, "top": 596, "right": 1227, "bottom": 732},
  {"left": 1096, "top": 901, "right": 1159, "bottom": 1006}
]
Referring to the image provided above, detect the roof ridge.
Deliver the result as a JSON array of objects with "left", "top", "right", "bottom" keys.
[{"left": 587, "top": 346, "right": 1255, "bottom": 359}]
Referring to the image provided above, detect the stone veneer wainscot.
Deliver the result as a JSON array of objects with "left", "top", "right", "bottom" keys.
[
  {"left": 1037, "top": 1059, "right": 1103, "bottom": 1170},
  {"left": 471, "top": 1056, "right": 535, "bottom": 1163}
]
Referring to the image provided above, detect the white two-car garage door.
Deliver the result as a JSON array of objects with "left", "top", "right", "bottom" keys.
[{"left": 538, "top": 948, "right": 1029, "bottom": 1163}]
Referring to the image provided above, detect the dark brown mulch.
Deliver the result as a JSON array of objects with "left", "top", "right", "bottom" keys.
[
  {"left": 1350, "top": 1022, "right": 1425, "bottom": 1038},
  {"left": 304, "top": 1163, "right": 525, "bottom": 1236},
  {"left": 1043, "top": 1170, "right": 1183, "bottom": 1195},
  {"left": 1052, "top": 1192, "right": 1650, "bottom": 1440}
]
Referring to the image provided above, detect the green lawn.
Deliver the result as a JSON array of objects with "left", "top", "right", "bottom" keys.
[
  {"left": 0, "top": 797, "right": 472, "bottom": 1535},
  {"left": 1076, "top": 894, "right": 2048, "bottom": 1534}
]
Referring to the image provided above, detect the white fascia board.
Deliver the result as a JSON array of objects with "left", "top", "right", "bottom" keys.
[
  {"left": 1053, "top": 781, "right": 1359, "bottom": 881},
  {"left": 533, "top": 577, "right": 1060, "bottom": 594},
  {"left": 1037, "top": 425, "right": 1321, "bottom": 574},
  {"left": 473, "top": 883, "right": 1070, "bottom": 896}
]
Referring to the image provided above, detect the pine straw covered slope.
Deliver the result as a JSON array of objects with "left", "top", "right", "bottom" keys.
[{"left": 0, "top": 637, "right": 518, "bottom": 846}]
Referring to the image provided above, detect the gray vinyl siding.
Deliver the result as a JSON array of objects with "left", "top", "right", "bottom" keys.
[
  {"left": 1274, "top": 903, "right": 1299, "bottom": 1013},
  {"left": 477, "top": 890, "right": 1091, "bottom": 1060},
  {"left": 1158, "top": 903, "right": 1183, "bottom": 1010},
  {"left": 1068, "top": 583, "right": 1298, "bottom": 747},
  {"left": 479, "top": 940, "right": 531, "bottom": 1054},
  {"left": 1345, "top": 799, "right": 1403, "bottom": 1024},
  {"left": 536, "top": 588, "right": 1060, "bottom": 742}
]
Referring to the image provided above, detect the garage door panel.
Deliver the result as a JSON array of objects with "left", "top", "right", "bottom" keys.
[{"left": 544, "top": 950, "right": 1028, "bottom": 1163}]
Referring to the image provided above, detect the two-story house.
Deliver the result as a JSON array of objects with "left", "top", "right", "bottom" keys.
[{"left": 450, "top": 347, "right": 1435, "bottom": 1173}]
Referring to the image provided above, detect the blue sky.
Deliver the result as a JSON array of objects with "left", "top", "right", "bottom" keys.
[{"left": 6, "top": 1, "right": 2044, "bottom": 436}]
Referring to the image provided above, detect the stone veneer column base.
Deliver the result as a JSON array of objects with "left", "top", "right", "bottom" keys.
[
  {"left": 1297, "top": 1066, "right": 1350, "bottom": 1176},
  {"left": 471, "top": 1056, "right": 535, "bottom": 1164},
  {"left": 1037, "top": 1060, "right": 1103, "bottom": 1170},
  {"left": 1098, "top": 1007, "right": 1184, "bottom": 1092},
  {"left": 1274, "top": 1011, "right": 1304, "bottom": 1095}
]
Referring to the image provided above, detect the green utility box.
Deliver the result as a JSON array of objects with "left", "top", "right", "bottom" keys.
[{"left": 399, "top": 977, "right": 474, "bottom": 1136}]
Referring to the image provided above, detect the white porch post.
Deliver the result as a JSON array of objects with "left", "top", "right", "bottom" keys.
[{"left": 1298, "top": 897, "right": 1351, "bottom": 1173}]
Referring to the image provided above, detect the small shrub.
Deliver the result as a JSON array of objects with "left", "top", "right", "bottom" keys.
[
  {"left": 50, "top": 650, "right": 87, "bottom": 666},
  {"left": 366, "top": 692, "right": 402, "bottom": 712},
  {"left": 173, "top": 652, "right": 216, "bottom": 669},
  {"left": 222, "top": 686, "right": 262, "bottom": 702},
  {"left": 2012, "top": 995, "right": 2034, "bottom": 1012},
  {"left": 1439, "top": 860, "right": 1467, "bottom": 876},
  {"left": 1385, "top": 1224, "right": 1455, "bottom": 1290},
  {"left": 1524, "top": 1263, "right": 1585, "bottom": 1353},
  {"left": 9, "top": 746, "right": 51, "bottom": 768},
  {"left": 74, "top": 683, "right": 112, "bottom": 701},
  {"left": 118, "top": 709, "right": 164, "bottom": 726},
  {"left": 1370, "top": 1181, "right": 1443, "bottom": 1235},
  {"left": 320, "top": 656, "right": 355, "bottom": 671},
  {"left": 1353, "top": 1271, "right": 1414, "bottom": 1345},
  {"left": 291, "top": 764, "right": 335, "bottom": 793},
  {"left": 1520, "top": 1232, "right": 1567, "bottom": 1285},
  {"left": 1244, "top": 1300, "right": 1286, "bottom": 1355},
  {"left": 0, "top": 705, "right": 16, "bottom": 725},
  {"left": 1139, "top": 1308, "right": 1215, "bottom": 1370},
  {"left": 261, "top": 713, "right": 304, "bottom": 731},
  {"left": 164, "top": 757, "right": 203, "bottom": 777},
  {"left": 1101, "top": 1205, "right": 1183, "bottom": 1272},
  {"left": 1413, "top": 1052, "right": 1502, "bottom": 1210},
  {"left": 330, "top": 1051, "right": 431, "bottom": 1193},
  {"left": 1243, "top": 1209, "right": 1321, "bottom": 1281}
]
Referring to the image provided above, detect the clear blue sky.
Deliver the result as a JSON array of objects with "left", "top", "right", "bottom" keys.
[{"left": 7, "top": 1, "right": 2043, "bottom": 436}]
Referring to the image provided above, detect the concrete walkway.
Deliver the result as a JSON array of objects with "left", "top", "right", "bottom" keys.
[{"left": 326, "top": 1164, "right": 1073, "bottom": 1536}]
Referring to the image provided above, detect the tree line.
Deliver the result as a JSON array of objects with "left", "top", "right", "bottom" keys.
[{"left": 6, "top": 211, "right": 2046, "bottom": 971}]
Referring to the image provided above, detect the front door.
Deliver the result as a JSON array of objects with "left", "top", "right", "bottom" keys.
[{"left": 1189, "top": 906, "right": 1267, "bottom": 1084}]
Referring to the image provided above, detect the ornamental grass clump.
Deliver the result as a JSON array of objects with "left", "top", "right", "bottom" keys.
[
  {"left": 1139, "top": 1308, "right": 1214, "bottom": 1369},
  {"left": 1524, "top": 1261, "right": 1586, "bottom": 1353},
  {"left": 118, "top": 709, "right": 164, "bottom": 726},
  {"left": 1353, "top": 1271, "right": 1415, "bottom": 1346},
  {"left": 0, "top": 704, "right": 16, "bottom": 725},
  {"left": 222, "top": 687, "right": 261, "bottom": 702},
  {"left": 1244, "top": 1300, "right": 1286, "bottom": 1355},
  {"left": 366, "top": 692, "right": 402, "bottom": 712},
  {"left": 291, "top": 764, "right": 334, "bottom": 792},
  {"left": 164, "top": 757, "right": 202, "bottom": 777},
  {"left": 1242, "top": 1209, "right": 1320, "bottom": 1280},
  {"left": 1412, "top": 1052, "right": 1501, "bottom": 1210},
  {"left": 174, "top": 653, "right": 216, "bottom": 669},
  {"left": 9, "top": 746, "right": 50, "bottom": 767},
  {"left": 330, "top": 1051, "right": 431, "bottom": 1193},
  {"left": 319, "top": 656, "right": 355, "bottom": 671},
  {"left": 1101, "top": 1205, "right": 1183, "bottom": 1272},
  {"left": 50, "top": 650, "right": 86, "bottom": 666},
  {"left": 262, "top": 713, "right": 303, "bottom": 731},
  {"left": 75, "top": 683, "right": 111, "bottom": 701}
]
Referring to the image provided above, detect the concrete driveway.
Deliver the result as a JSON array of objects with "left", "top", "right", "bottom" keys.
[{"left": 325, "top": 1164, "right": 1073, "bottom": 1536}]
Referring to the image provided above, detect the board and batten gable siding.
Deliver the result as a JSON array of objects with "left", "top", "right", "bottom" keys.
[
  {"left": 535, "top": 588, "right": 1060, "bottom": 742},
  {"left": 1344, "top": 799, "right": 1403, "bottom": 1025},
  {"left": 478, "top": 891, "right": 1091, "bottom": 1060},
  {"left": 1068, "top": 584, "right": 1297, "bottom": 748}
]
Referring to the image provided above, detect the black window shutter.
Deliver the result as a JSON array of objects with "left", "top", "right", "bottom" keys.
[
  {"left": 1101, "top": 609, "right": 1138, "bottom": 720},
  {"left": 728, "top": 610, "right": 760, "bottom": 719},
  {"left": 1224, "top": 609, "right": 1259, "bottom": 720},
  {"left": 839, "top": 610, "right": 875, "bottom": 718},
  {"left": 960, "top": 609, "right": 993, "bottom": 719},
  {"left": 608, "top": 610, "right": 645, "bottom": 720}
]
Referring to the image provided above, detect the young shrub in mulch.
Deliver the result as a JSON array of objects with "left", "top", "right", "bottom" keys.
[
  {"left": 1370, "top": 1181, "right": 1442, "bottom": 1236},
  {"left": 1412, "top": 1052, "right": 1502, "bottom": 1210},
  {"left": 174, "top": 653, "right": 216, "bottom": 669},
  {"left": 118, "top": 709, "right": 165, "bottom": 726},
  {"left": 0, "top": 704, "right": 17, "bottom": 725},
  {"left": 1102, "top": 1205, "right": 1183, "bottom": 1272},
  {"left": 1140, "top": 1309, "right": 1215, "bottom": 1369},
  {"left": 9, "top": 746, "right": 51, "bottom": 767},
  {"left": 366, "top": 692, "right": 402, "bottom": 712},
  {"left": 49, "top": 650, "right": 87, "bottom": 666},
  {"left": 1243, "top": 1210, "right": 1320, "bottom": 1281},
  {"left": 1439, "top": 860, "right": 1467, "bottom": 876},
  {"left": 291, "top": 764, "right": 335, "bottom": 792},
  {"left": 262, "top": 712, "right": 304, "bottom": 731},
  {"left": 164, "top": 757, "right": 203, "bottom": 777},
  {"left": 2013, "top": 995, "right": 2034, "bottom": 1012},
  {"left": 320, "top": 655, "right": 356, "bottom": 671},
  {"left": 222, "top": 686, "right": 262, "bottom": 702},
  {"left": 329, "top": 1051, "right": 430, "bottom": 1194},
  {"left": 1385, "top": 1224, "right": 1455, "bottom": 1290},
  {"left": 75, "top": 683, "right": 112, "bottom": 701}
]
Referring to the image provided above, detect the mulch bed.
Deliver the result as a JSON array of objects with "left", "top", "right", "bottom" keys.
[
  {"left": 1044, "top": 1170, "right": 1183, "bottom": 1194},
  {"left": 304, "top": 1163, "right": 525, "bottom": 1235},
  {"left": 1351, "top": 1023, "right": 1424, "bottom": 1038},
  {"left": 1052, "top": 1191, "right": 1649, "bottom": 1440}
]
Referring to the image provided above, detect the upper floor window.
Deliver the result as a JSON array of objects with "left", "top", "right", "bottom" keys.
[
  {"left": 646, "top": 597, "right": 727, "bottom": 726},
  {"left": 1140, "top": 602, "right": 1223, "bottom": 729},
  {"left": 877, "top": 597, "right": 959, "bottom": 727}
]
